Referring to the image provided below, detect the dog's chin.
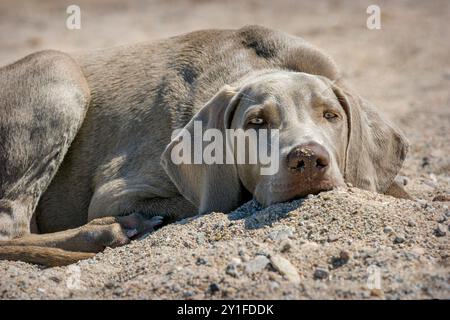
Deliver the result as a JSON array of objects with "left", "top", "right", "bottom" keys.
[{"left": 256, "top": 179, "right": 342, "bottom": 207}]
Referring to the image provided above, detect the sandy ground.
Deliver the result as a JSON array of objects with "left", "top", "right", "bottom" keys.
[{"left": 0, "top": 0, "right": 449, "bottom": 299}]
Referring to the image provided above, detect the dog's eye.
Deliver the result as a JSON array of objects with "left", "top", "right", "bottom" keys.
[
  {"left": 248, "top": 118, "right": 266, "bottom": 125},
  {"left": 323, "top": 111, "right": 338, "bottom": 120}
]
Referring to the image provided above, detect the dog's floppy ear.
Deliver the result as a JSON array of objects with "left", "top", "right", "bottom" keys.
[
  {"left": 331, "top": 83, "right": 409, "bottom": 194},
  {"left": 161, "top": 85, "right": 247, "bottom": 214}
]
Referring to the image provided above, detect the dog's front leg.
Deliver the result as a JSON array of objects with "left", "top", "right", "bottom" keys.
[
  {"left": 1, "top": 213, "right": 163, "bottom": 252},
  {"left": 0, "top": 213, "right": 164, "bottom": 266}
]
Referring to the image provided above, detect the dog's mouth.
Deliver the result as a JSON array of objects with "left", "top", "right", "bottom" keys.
[
  {"left": 273, "top": 180, "right": 335, "bottom": 197},
  {"left": 256, "top": 178, "right": 341, "bottom": 207}
]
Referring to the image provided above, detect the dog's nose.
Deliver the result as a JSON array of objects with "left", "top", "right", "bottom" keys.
[{"left": 286, "top": 142, "right": 330, "bottom": 174}]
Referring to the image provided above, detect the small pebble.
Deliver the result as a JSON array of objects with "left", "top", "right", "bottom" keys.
[
  {"left": 225, "top": 265, "right": 239, "bottom": 277},
  {"left": 280, "top": 239, "right": 293, "bottom": 252},
  {"left": 434, "top": 224, "right": 447, "bottom": 237},
  {"left": 113, "top": 287, "right": 124, "bottom": 296},
  {"left": 313, "top": 267, "right": 329, "bottom": 280},
  {"left": 407, "top": 219, "right": 417, "bottom": 227},
  {"left": 383, "top": 226, "right": 394, "bottom": 234},
  {"left": 339, "top": 250, "right": 351, "bottom": 262},
  {"left": 244, "top": 256, "right": 270, "bottom": 274},
  {"left": 327, "top": 234, "right": 340, "bottom": 242},
  {"left": 269, "top": 281, "right": 280, "bottom": 290},
  {"left": 321, "top": 194, "right": 331, "bottom": 200},
  {"left": 331, "top": 250, "right": 351, "bottom": 268},
  {"left": 196, "top": 232, "right": 206, "bottom": 245},
  {"left": 268, "top": 227, "right": 294, "bottom": 241},
  {"left": 269, "top": 254, "right": 301, "bottom": 284},
  {"left": 196, "top": 257, "right": 208, "bottom": 265},
  {"left": 208, "top": 283, "right": 220, "bottom": 295},
  {"left": 394, "top": 235, "right": 406, "bottom": 244},
  {"left": 410, "top": 247, "right": 425, "bottom": 256},
  {"left": 225, "top": 258, "right": 241, "bottom": 278}
]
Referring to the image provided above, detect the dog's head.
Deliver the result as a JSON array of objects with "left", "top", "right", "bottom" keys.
[{"left": 161, "top": 70, "right": 408, "bottom": 214}]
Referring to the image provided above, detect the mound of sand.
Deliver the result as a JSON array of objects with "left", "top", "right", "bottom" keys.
[{"left": 1, "top": 187, "right": 448, "bottom": 299}]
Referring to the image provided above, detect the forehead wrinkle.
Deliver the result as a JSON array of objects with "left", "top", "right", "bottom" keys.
[
  {"left": 308, "top": 89, "right": 339, "bottom": 108},
  {"left": 241, "top": 99, "right": 281, "bottom": 124},
  {"left": 262, "top": 100, "right": 281, "bottom": 125},
  {"left": 242, "top": 104, "right": 263, "bottom": 119},
  {"left": 242, "top": 72, "right": 333, "bottom": 119},
  {"left": 238, "top": 87, "right": 262, "bottom": 106}
]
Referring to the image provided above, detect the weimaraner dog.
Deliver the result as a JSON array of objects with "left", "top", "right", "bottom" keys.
[{"left": 0, "top": 26, "right": 409, "bottom": 266}]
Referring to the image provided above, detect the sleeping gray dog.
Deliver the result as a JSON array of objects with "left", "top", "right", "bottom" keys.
[{"left": 0, "top": 26, "right": 409, "bottom": 266}]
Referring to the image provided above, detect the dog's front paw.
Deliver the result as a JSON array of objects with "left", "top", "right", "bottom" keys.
[
  {"left": 79, "top": 218, "right": 131, "bottom": 252},
  {"left": 79, "top": 213, "right": 163, "bottom": 252},
  {"left": 116, "top": 213, "right": 164, "bottom": 240}
]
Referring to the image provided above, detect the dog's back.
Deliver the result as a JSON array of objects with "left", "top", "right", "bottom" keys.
[{"left": 33, "top": 26, "right": 338, "bottom": 232}]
